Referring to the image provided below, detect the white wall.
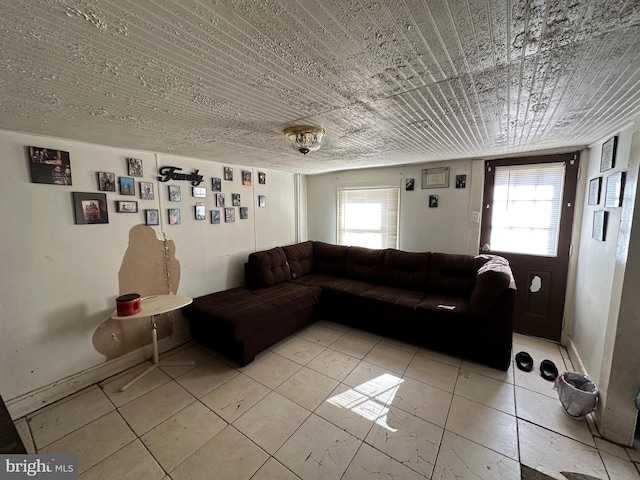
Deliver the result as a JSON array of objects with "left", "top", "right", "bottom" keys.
[
  {"left": 0, "top": 130, "right": 296, "bottom": 414},
  {"left": 307, "top": 160, "right": 480, "bottom": 254}
]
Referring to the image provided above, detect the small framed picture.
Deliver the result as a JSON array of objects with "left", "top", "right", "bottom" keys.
[
  {"left": 146, "top": 209, "right": 159, "bottom": 225},
  {"left": 168, "top": 185, "right": 181, "bottom": 202},
  {"left": 73, "top": 192, "right": 109, "bottom": 224},
  {"left": 224, "top": 167, "right": 233, "bottom": 181},
  {"left": 422, "top": 167, "right": 449, "bottom": 189},
  {"left": 258, "top": 195, "right": 266, "bottom": 208},
  {"left": 242, "top": 171, "right": 252, "bottom": 186},
  {"left": 405, "top": 178, "right": 415, "bottom": 191},
  {"left": 593, "top": 210, "right": 607, "bottom": 241},
  {"left": 258, "top": 172, "right": 266, "bottom": 184},
  {"left": 588, "top": 177, "right": 602, "bottom": 205},
  {"left": 97, "top": 172, "right": 116, "bottom": 192},
  {"left": 210, "top": 210, "right": 221, "bottom": 224},
  {"left": 455, "top": 174, "right": 467, "bottom": 189},
  {"left": 195, "top": 202, "right": 206, "bottom": 220},
  {"left": 429, "top": 195, "right": 439, "bottom": 208},
  {"left": 127, "top": 157, "right": 143, "bottom": 177},
  {"left": 240, "top": 207, "right": 249, "bottom": 219},
  {"left": 168, "top": 208, "right": 181, "bottom": 225},
  {"left": 117, "top": 200, "right": 138, "bottom": 213},
  {"left": 232, "top": 193, "right": 241, "bottom": 206},
  {"left": 225, "top": 207, "right": 235, "bottom": 222},
  {"left": 600, "top": 136, "right": 618, "bottom": 172},
  {"left": 28, "top": 146, "right": 72, "bottom": 185},
  {"left": 139, "top": 182, "right": 154, "bottom": 200},
  {"left": 215, "top": 193, "right": 225, "bottom": 207},
  {"left": 604, "top": 172, "right": 625, "bottom": 208},
  {"left": 212, "top": 178, "right": 222, "bottom": 192},
  {"left": 193, "top": 186, "right": 207, "bottom": 198},
  {"left": 120, "top": 177, "right": 135, "bottom": 195}
]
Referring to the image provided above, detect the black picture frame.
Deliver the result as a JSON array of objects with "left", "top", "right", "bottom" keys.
[
  {"left": 604, "top": 172, "right": 625, "bottom": 208},
  {"left": 224, "top": 167, "right": 233, "bottom": 181},
  {"left": 139, "top": 182, "right": 154, "bottom": 200},
  {"left": 168, "top": 185, "right": 181, "bottom": 202},
  {"left": 232, "top": 193, "right": 241, "bottom": 206},
  {"left": 119, "top": 177, "right": 135, "bottom": 195},
  {"left": 72, "top": 192, "right": 109, "bottom": 224},
  {"left": 168, "top": 208, "right": 181, "bottom": 225},
  {"left": 405, "top": 178, "right": 415, "bottom": 191},
  {"left": 429, "top": 195, "right": 439, "bottom": 208},
  {"left": 600, "top": 136, "right": 618, "bottom": 172},
  {"left": 193, "top": 187, "right": 207, "bottom": 198},
  {"left": 225, "top": 207, "right": 235, "bottom": 222},
  {"left": 258, "top": 195, "right": 266, "bottom": 208},
  {"left": 195, "top": 203, "right": 206, "bottom": 220},
  {"left": 212, "top": 178, "right": 222, "bottom": 192},
  {"left": 593, "top": 210, "right": 607, "bottom": 241},
  {"left": 126, "top": 157, "right": 143, "bottom": 177},
  {"left": 98, "top": 172, "right": 116, "bottom": 192},
  {"left": 28, "top": 146, "right": 72, "bottom": 185},
  {"left": 240, "top": 207, "right": 249, "bottom": 219},
  {"left": 210, "top": 210, "right": 221, "bottom": 224},
  {"left": 258, "top": 172, "right": 266, "bottom": 184},
  {"left": 146, "top": 209, "right": 159, "bottom": 225},
  {"left": 242, "top": 171, "right": 251, "bottom": 186},
  {"left": 116, "top": 200, "right": 138, "bottom": 213},
  {"left": 455, "top": 174, "right": 466, "bottom": 189},
  {"left": 588, "top": 177, "right": 602, "bottom": 205},
  {"left": 215, "top": 193, "right": 225, "bottom": 207}
]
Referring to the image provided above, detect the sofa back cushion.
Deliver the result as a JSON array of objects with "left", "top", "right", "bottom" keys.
[
  {"left": 313, "top": 241, "right": 349, "bottom": 275},
  {"left": 344, "top": 246, "right": 385, "bottom": 282},
  {"left": 470, "top": 256, "right": 515, "bottom": 315},
  {"left": 381, "top": 249, "right": 431, "bottom": 291},
  {"left": 282, "top": 241, "right": 315, "bottom": 280},
  {"left": 245, "top": 247, "right": 291, "bottom": 289},
  {"left": 428, "top": 253, "right": 487, "bottom": 296}
]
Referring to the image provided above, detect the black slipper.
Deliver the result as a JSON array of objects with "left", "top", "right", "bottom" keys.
[
  {"left": 515, "top": 351, "right": 533, "bottom": 372},
  {"left": 540, "top": 359, "right": 558, "bottom": 381}
]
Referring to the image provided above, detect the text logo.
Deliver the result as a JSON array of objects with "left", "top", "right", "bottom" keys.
[{"left": 1, "top": 455, "right": 77, "bottom": 479}]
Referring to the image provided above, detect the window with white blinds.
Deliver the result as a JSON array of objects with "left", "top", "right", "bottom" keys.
[
  {"left": 338, "top": 188, "right": 399, "bottom": 249},
  {"left": 490, "top": 162, "right": 565, "bottom": 256}
]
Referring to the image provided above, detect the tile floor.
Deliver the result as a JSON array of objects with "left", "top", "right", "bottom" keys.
[{"left": 13, "top": 320, "right": 640, "bottom": 480}]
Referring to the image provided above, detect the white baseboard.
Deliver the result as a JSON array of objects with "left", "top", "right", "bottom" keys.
[
  {"left": 566, "top": 336, "right": 588, "bottom": 375},
  {"left": 6, "top": 334, "right": 191, "bottom": 420}
]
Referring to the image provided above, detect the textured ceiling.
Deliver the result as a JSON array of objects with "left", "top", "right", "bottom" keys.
[{"left": 1, "top": 1, "right": 639, "bottom": 174}]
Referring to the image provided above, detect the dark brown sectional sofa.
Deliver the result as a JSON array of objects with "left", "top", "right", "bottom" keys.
[{"left": 184, "top": 241, "right": 516, "bottom": 371}]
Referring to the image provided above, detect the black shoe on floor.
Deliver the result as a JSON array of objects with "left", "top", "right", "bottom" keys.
[
  {"left": 540, "top": 359, "right": 559, "bottom": 381},
  {"left": 515, "top": 351, "right": 534, "bottom": 372}
]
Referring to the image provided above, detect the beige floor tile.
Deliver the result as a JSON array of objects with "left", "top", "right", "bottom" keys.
[
  {"left": 518, "top": 419, "right": 607, "bottom": 479},
  {"left": 199, "top": 373, "right": 270, "bottom": 423},
  {"left": 404, "top": 355, "right": 459, "bottom": 392},
  {"left": 329, "top": 333, "right": 378, "bottom": 359},
  {"left": 461, "top": 359, "right": 514, "bottom": 384},
  {"left": 343, "top": 361, "right": 400, "bottom": 390},
  {"left": 13, "top": 418, "right": 35, "bottom": 454},
  {"left": 39, "top": 411, "right": 135, "bottom": 474},
  {"left": 233, "top": 391, "right": 310, "bottom": 454},
  {"left": 316, "top": 383, "right": 382, "bottom": 440},
  {"left": 415, "top": 347, "right": 463, "bottom": 368},
  {"left": 385, "top": 377, "right": 453, "bottom": 428},
  {"left": 343, "top": 442, "right": 426, "bottom": 479},
  {"left": 626, "top": 445, "right": 640, "bottom": 463},
  {"left": 346, "top": 328, "right": 384, "bottom": 342},
  {"left": 513, "top": 366, "right": 560, "bottom": 399},
  {"left": 159, "top": 344, "right": 219, "bottom": 378},
  {"left": 601, "top": 451, "right": 640, "bottom": 480},
  {"left": 513, "top": 334, "right": 563, "bottom": 358},
  {"left": 118, "top": 381, "right": 195, "bottom": 436},
  {"left": 276, "top": 366, "right": 339, "bottom": 411},
  {"left": 101, "top": 366, "right": 172, "bottom": 407},
  {"left": 298, "top": 324, "right": 345, "bottom": 346},
  {"left": 242, "top": 352, "right": 302, "bottom": 389},
  {"left": 275, "top": 413, "right": 361, "bottom": 480},
  {"left": 170, "top": 426, "right": 268, "bottom": 480},
  {"left": 515, "top": 386, "right": 594, "bottom": 446},
  {"left": 363, "top": 344, "right": 414, "bottom": 374},
  {"left": 275, "top": 336, "right": 327, "bottom": 365},
  {"left": 445, "top": 395, "right": 518, "bottom": 460},
  {"left": 251, "top": 458, "right": 300, "bottom": 480},
  {"left": 173, "top": 356, "right": 238, "bottom": 398},
  {"left": 454, "top": 369, "right": 515, "bottom": 415},
  {"left": 307, "top": 349, "right": 360, "bottom": 382},
  {"left": 141, "top": 402, "right": 226, "bottom": 472},
  {"left": 317, "top": 320, "right": 352, "bottom": 332},
  {"left": 595, "top": 436, "right": 630, "bottom": 460},
  {"left": 432, "top": 430, "right": 521, "bottom": 480},
  {"left": 79, "top": 439, "right": 165, "bottom": 480},
  {"left": 29, "top": 386, "right": 115, "bottom": 449},
  {"left": 365, "top": 405, "right": 442, "bottom": 478}
]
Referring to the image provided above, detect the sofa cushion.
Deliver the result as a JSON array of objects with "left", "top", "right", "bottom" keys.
[
  {"left": 344, "top": 246, "right": 385, "bottom": 282},
  {"left": 428, "top": 253, "right": 487, "bottom": 296},
  {"left": 314, "top": 241, "right": 349, "bottom": 275},
  {"left": 282, "top": 240, "right": 315, "bottom": 279},
  {"left": 381, "top": 249, "right": 431, "bottom": 291},
  {"left": 470, "top": 256, "right": 513, "bottom": 316},
  {"left": 246, "top": 247, "right": 291, "bottom": 289}
]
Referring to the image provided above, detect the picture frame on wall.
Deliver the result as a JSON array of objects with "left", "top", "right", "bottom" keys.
[
  {"left": 168, "top": 185, "right": 181, "bottom": 202},
  {"left": 429, "top": 195, "right": 439, "bottom": 208},
  {"left": 28, "top": 146, "right": 72, "bottom": 185},
  {"left": 210, "top": 210, "right": 221, "bottom": 224},
  {"left": 455, "top": 174, "right": 467, "bottom": 189},
  {"left": 116, "top": 200, "right": 138, "bottom": 213},
  {"left": 146, "top": 209, "right": 159, "bottom": 225},
  {"left": 232, "top": 193, "right": 241, "bottom": 206},
  {"left": 168, "top": 208, "right": 181, "bottom": 225},
  {"left": 258, "top": 195, "right": 266, "bottom": 208},
  {"left": 127, "top": 157, "right": 143, "bottom": 177},
  {"left": 225, "top": 207, "right": 235, "bottom": 222},
  {"left": 422, "top": 167, "right": 449, "bottom": 189},
  {"left": 224, "top": 167, "right": 233, "bottom": 181},
  {"left": 242, "top": 171, "right": 251, "bottom": 186},
  {"left": 139, "top": 181, "right": 154, "bottom": 200},
  {"left": 600, "top": 136, "right": 618, "bottom": 172},
  {"left": 119, "top": 177, "right": 135, "bottom": 195},
  {"left": 212, "top": 178, "right": 222, "bottom": 192},
  {"left": 72, "top": 192, "right": 108, "bottom": 224},
  {"left": 405, "top": 178, "right": 415, "bottom": 191},
  {"left": 604, "top": 171, "right": 625, "bottom": 208},
  {"left": 195, "top": 203, "right": 206, "bottom": 220},
  {"left": 588, "top": 177, "right": 602, "bottom": 205},
  {"left": 98, "top": 172, "right": 116, "bottom": 192},
  {"left": 593, "top": 210, "right": 607, "bottom": 241},
  {"left": 258, "top": 172, "right": 266, "bottom": 184},
  {"left": 193, "top": 186, "right": 206, "bottom": 198},
  {"left": 240, "top": 207, "right": 249, "bottom": 219},
  {"left": 215, "top": 193, "right": 225, "bottom": 207}
]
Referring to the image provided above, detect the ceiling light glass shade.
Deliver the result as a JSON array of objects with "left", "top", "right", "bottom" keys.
[{"left": 284, "top": 125, "right": 325, "bottom": 155}]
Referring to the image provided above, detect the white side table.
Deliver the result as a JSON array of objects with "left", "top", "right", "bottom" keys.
[{"left": 111, "top": 294, "right": 195, "bottom": 391}]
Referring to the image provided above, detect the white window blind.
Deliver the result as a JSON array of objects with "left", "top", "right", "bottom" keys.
[
  {"left": 490, "top": 162, "right": 565, "bottom": 256},
  {"left": 338, "top": 188, "right": 399, "bottom": 249}
]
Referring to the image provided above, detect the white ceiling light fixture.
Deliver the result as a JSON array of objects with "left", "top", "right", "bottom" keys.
[{"left": 284, "top": 125, "right": 325, "bottom": 155}]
